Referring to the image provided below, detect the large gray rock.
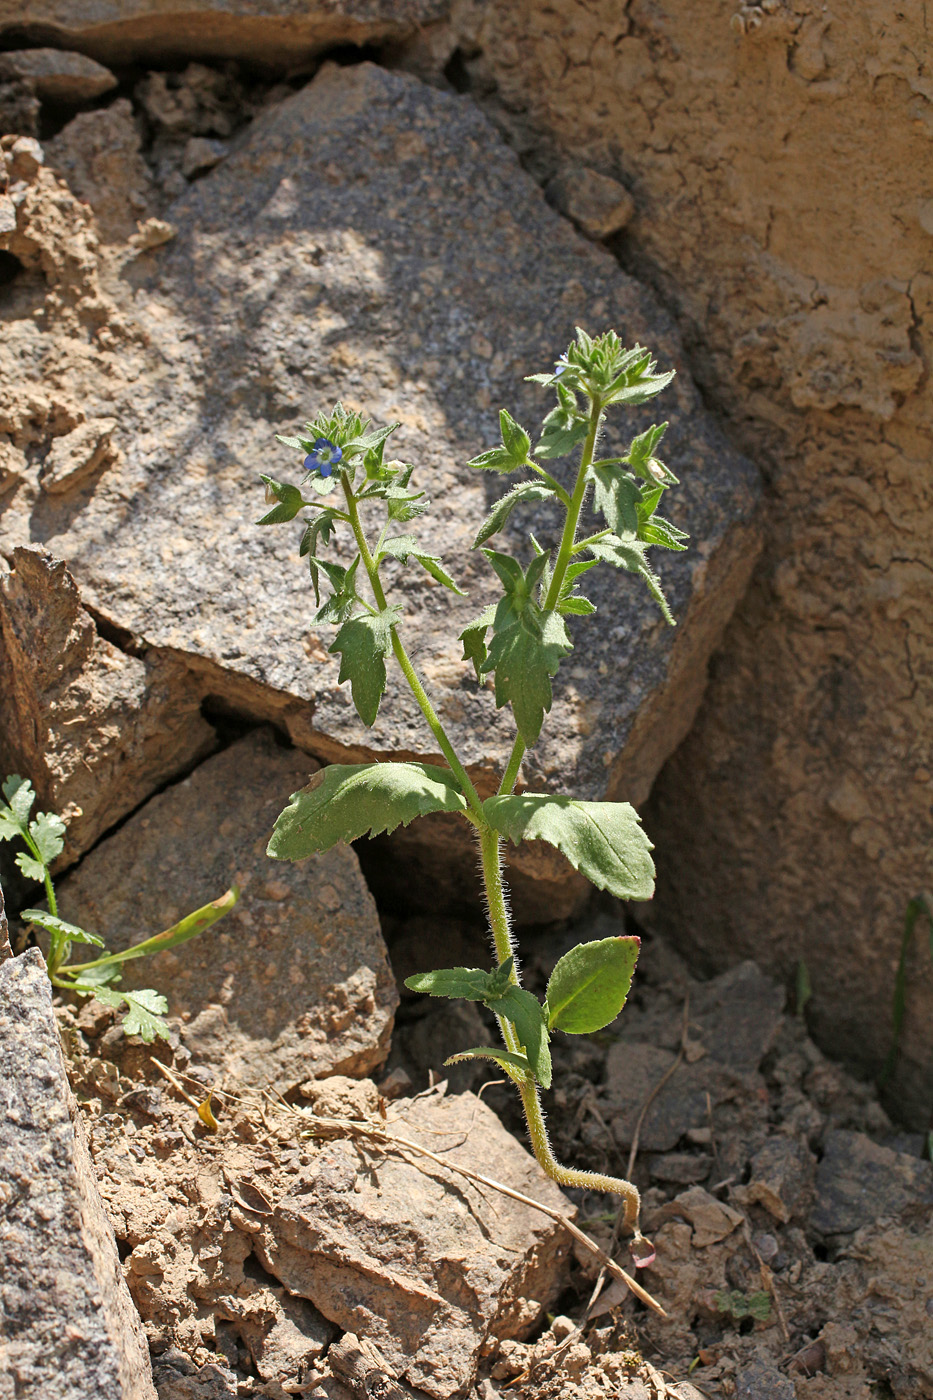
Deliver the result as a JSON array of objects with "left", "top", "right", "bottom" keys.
[
  {"left": 0, "top": 0, "right": 447, "bottom": 67},
  {"left": 57, "top": 729, "right": 397, "bottom": 1090},
  {"left": 0, "top": 948, "right": 157, "bottom": 1399},
  {"left": 1, "top": 64, "right": 759, "bottom": 913},
  {"left": 0, "top": 48, "right": 117, "bottom": 104}
]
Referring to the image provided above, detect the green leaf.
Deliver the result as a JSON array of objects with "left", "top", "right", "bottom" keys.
[
  {"left": 269, "top": 762, "right": 468, "bottom": 860},
  {"left": 535, "top": 405, "right": 588, "bottom": 460},
  {"left": 329, "top": 607, "right": 401, "bottom": 726},
  {"left": 120, "top": 988, "right": 171, "bottom": 1043},
  {"left": 586, "top": 535, "right": 675, "bottom": 625},
  {"left": 404, "top": 966, "right": 494, "bottom": 1001},
  {"left": 257, "top": 476, "right": 305, "bottom": 525},
  {"left": 21, "top": 910, "right": 105, "bottom": 949},
  {"left": 66, "top": 887, "right": 240, "bottom": 971},
  {"left": 558, "top": 596, "right": 596, "bottom": 616},
  {"left": 545, "top": 936, "right": 640, "bottom": 1034},
  {"left": 343, "top": 421, "right": 400, "bottom": 460},
  {"left": 472, "top": 481, "right": 554, "bottom": 549},
  {"left": 15, "top": 851, "right": 46, "bottom": 882},
  {"left": 29, "top": 811, "right": 66, "bottom": 865},
  {"left": 314, "top": 557, "right": 362, "bottom": 625},
  {"left": 444, "top": 1046, "right": 533, "bottom": 1078},
  {"left": 496, "top": 986, "right": 552, "bottom": 1088},
  {"left": 2, "top": 774, "right": 35, "bottom": 829},
  {"left": 591, "top": 465, "right": 641, "bottom": 539},
  {"left": 0, "top": 810, "right": 23, "bottom": 843},
  {"left": 468, "top": 409, "right": 532, "bottom": 474},
  {"left": 483, "top": 795, "right": 655, "bottom": 901},
  {"left": 299, "top": 512, "right": 339, "bottom": 604},
  {"left": 378, "top": 535, "right": 465, "bottom": 595},
  {"left": 459, "top": 604, "right": 497, "bottom": 682},
  {"left": 481, "top": 611, "right": 572, "bottom": 746},
  {"left": 639, "top": 516, "right": 688, "bottom": 551}
]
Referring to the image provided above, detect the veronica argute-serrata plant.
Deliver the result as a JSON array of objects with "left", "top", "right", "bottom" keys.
[{"left": 260, "top": 329, "right": 687, "bottom": 1266}]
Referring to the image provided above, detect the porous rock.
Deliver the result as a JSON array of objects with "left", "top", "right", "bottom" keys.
[
  {"left": 811, "top": 1129, "right": 933, "bottom": 1238},
  {"left": 0, "top": 47, "right": 117, "bottom": 104},
  {"left": 56, "top": 728, "right": 398, "bottom": 1090},
  {"left": 0, "top": 948, "right": 157, "bottom": 1399},
  {"left": 0, "top": 62, "right": 760, "bottom": 917},
  {"left": 250, "top": 1091, "right": 572, "bottom": 1398},
  {"left": 0, "top": 547, "right": 215, "bottom": 866},
  {"left": 0, "top": 0, "right": 449, "bottom": 67},
  {"left": 46, "top": 99, "right": 156, "bottom": 243}
]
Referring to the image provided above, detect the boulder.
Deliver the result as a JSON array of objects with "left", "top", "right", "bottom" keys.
[
  {"left": 0, "top": 948, "right": 157, "bottom": 1399},
  {"left": 0, "top": 0, "right": 448, "bottom": 68},
  {"left": 0, "top": 47, "right": 117, "bottom": 104},
  {"left": 46, "top": 99, "right": 157, "bottom": 243},
  {"left": 56, "top": 728, "right": 398, "bottom": 1090},
  {"left": 0, "top": 64, "right": 760, "bottom": 916}
]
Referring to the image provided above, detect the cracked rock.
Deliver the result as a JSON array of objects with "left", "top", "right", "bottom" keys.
[
  {"left": 0, "top": 948, "right": 157, "bottom": 1399},
  {"left": 0, "top": 47, "right": 117, "bottom": 105}
]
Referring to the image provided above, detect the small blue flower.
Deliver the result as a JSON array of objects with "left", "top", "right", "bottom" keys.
[{"left": 303, "top": 438, "right": 342, "bottom": 478}]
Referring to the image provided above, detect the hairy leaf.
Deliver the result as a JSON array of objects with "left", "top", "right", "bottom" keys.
[
  {"left": 21, "top": 910, "right": 105, "bottom": 950},
  {"left": 329, "top": 607, "right": 400, "bottom": 725},
  {"left": 545, "top": 936, "right": 640, "bottom": 1034},
  {"left": 343, "top": 421, "right": 400, "bottom": 460},
  {"left": 378, "top": 535, "right": 465, "bottom": 595},
  {"left": 403, "top": 966, "right": 494, "bottom": 1001},
  {"left": 586, "top": 535, "right": 675, "bottom": 625},
  {"left": 496, "top": 985, "right": 552, "bottom": 1088},
  {"left": 483, "top": 795, "right": 655, "bottom": 901},
  {"left": 472, "top": 481, "right": 554, "bottom": 550},
  {"left": 15, "top": 852, "right": 46, "bottom": 883},
  {"left": 269, "top": 762, "right": 468, "bottom": 860},
  {"left": 314, "top": 557, "right": 362, "bottom": 625},
  {"left": 535, "top": 405, "right": 588, "bottom": 460},
  {"left": 444, "top": 1046, "right": 532, "bottom": 1078},
  {"left": 29, "top": 811, "right": 66, "bottom": 865},
  {"left": 459, "top": 604, "right": 496, "bottom": 681},
  {"left": 257, "top": 476, "right": 305, "bottom": 525},
  {"left": 481, "top": 611, "right": 572, "bottom": 746},
  {"left": 1, "top": 774, "right": 34, "bottom": 830},
  {"left": 591, "top": 465, "right": 641, "bottom": 538}
]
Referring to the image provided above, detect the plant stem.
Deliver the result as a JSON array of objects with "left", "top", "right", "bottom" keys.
[
  {"left": 496, "top": 397, "right": 604, "bottom": 797},
  {"left": 342, "top": 481, "right": 485, "bottom": 823}
]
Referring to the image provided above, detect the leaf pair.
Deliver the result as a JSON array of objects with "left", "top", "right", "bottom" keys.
[
  {"left": 468, "top": 410, "right": 531, "bottom": 474},
  {"left": 0, "top": 775, "right": 65, "bottom": 882},
  {"left": 268, "top": 762, "right": 655, "bottom": 905}
]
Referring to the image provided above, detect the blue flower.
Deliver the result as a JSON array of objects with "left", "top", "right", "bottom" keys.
[{"left": 303, "top": 438, "right": 342, "bottom": 478}]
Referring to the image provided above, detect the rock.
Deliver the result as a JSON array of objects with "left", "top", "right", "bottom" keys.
[
  {"left": 151, "top": 1351, "right": 239, "bottom": 1399},
  {"left": 747, "top": 1136, "right": 816, "bottom": 1224},
  {"left": 545, "top": 165, "right": 635, "bottom": 240},
  {"left": 46, "top": 100, "right": 156, "bottom": 243},
  {"left": 735, "top": 1361, "right": 796, "bottom": 1400},
  {"left": 181, "top": 135, "right": 227, "bottom": 178},
  {"left": 811, "top": 1129, "right": 933, "bottom": 1237},
  {"left": 8, "top": 134, "right": 44, "bottom": 179},
  {"left": 0, "top": 77, "right": 39, "bottom": 137},
  {"left": 0, "top": 948, "right": 157, "bottom": 1399},
  {"left": 56, "top": 728, "right": 398, "bottom": 1090},
  {"left": 0, "top": 547, "right": 215, "bottom": 865},
  {"left": 659, "top": 1186, "right": 744, "bottom": 1247},
  {"left": 38, "top": 415, "right": 118, "bottom": 493},
  {"left": 0, "top": 62, "right": 760, "bottom": 916},
  {"left": 0, "top": 876, "right": 11, "bottom": 961},
  {"left": 688, "top": 962, "right": 785, "bottom": 1076},
  {"left": 251, "top": 1091, "right": 572, "bottom": 1397},
  {"left": 0, "top": 48, "right": 117, "bottom": 104},
  {"left": 0, "top": 0, "right": 449, "bottom": 68}
]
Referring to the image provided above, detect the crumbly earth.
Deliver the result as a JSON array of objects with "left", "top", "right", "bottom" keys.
[{"left": 59, "top": 911, "right": 933, "bottom": 1400}]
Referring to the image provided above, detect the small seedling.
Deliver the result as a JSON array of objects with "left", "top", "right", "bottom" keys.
[
  {"left": 0, "top": 774, "right": 237, "bottom": 1042},
  {"left": 260, "top": 329, "right": 687, "bottom": 1260},
  {"left": 713, "top": 1289, "right": 772, "bottom": 1323}
]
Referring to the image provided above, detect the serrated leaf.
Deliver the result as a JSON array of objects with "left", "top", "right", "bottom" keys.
[
  {"left": 459, "top": 604, "right": 496, "bottom": 681},
  {"left": 403, "top": 966, "right": 494, "bottom": 1001},
  {"left": 558, "top": 596, "right": 596, "bottom": 616},
  {"left": 586, "top": 535, "right": 675, "bottom": 625},
  {"left": 0, "top": 810, "right": 24, "bottom": 843},
  {"left": 639, "top": 515, "right": 688, "bottom": 551},
  {"left": 444, "top": 1046, "right": 532, "bottom": 1078},
  {"left": 472, "top": 481, "right": 554, "bottom": 549},
  {"left": 275, "top": 433, "right": 306, "bottom": 450},
  {"left": 545, "top": 936, "right": 640, "bottom": 1034},
  {"left": 2, "top": 775, "right": 35, "bottom": 828},
  {"left": 483, "top": 795, "right": 655, "bottom": 901},
  {"left": 535, "top": 407, "right": 588, "bottom": 460},
  {"left": 269, "top": 762, "right": 468, "bottom": 860},
  {"left": 480, "top": 611, "right": 572, "bottom": 746},
  {"left": 309, "top": 474, "right": 338, "bottom": 497},
  {"left": 496, "top": 986, "right": 551, "bottom": 1088},
  {"left": 591, "top": 465, "right": 641, "bottom": 539},
  {"left": 21, "top": 910, "right": 105, "bottom": 949},
  {"left": 627, "top": 422, "right": 668, "bottom": 467},
  {"left": 29, "top": 811, "right": 66, "bottom": 865},
  {"left": 120, "top": 988, "right": 171, "bottom": 1043},
  {"left": 378, "top": 536, "right": 465, "bottom": 595},
  {"left": 343, "top": 421, "right": 400, "bottom": 460},
  {"left": 299, "top": 512, "right": 339, "bottom": 603},
  {"left": 257, "top": 477, "right": 305, "bottom": 525},
  {"left": 15, "top": 851, "right": 46, "bottom": 882},
  {"left": 468, "top": 445, "right": 521, "bottom": 473},
  {"left": 329, "top": 607, "right": 401, "bottom": 726},
  {"left": 314, "top": 556, "right": 361, "bottom": 625}
]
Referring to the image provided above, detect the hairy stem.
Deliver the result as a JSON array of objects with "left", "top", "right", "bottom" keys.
[
  {"left": 342, "top": 480, "right": 485, "bottom": 822},
  {"left": 497, "top": 397, "right": 604, "bottom": 797}
]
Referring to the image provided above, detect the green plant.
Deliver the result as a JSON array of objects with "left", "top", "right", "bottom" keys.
[
  {"left": 879, "top": 892, "right": 933, "bottom": 1089},
  {"left": 0, "top": 774, "right": 238, "bottom": 1041},
  {"left": 713, "top": 1289, "right": 771, "bottom": 1323},
  {"left": 261, "top": 329, "right": 686, "bottom": 1261}
]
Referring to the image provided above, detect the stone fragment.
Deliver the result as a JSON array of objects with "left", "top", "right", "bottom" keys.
[
  {"left": 0, "top": 438, "right": 26, "bottom": 491},
  {"left": 735, "top": 1361, "right": 796, "bottom": 1400},
  {"left": 57, "top": 728, "right": 398, "bottom": 1090},
  {"left": 747, "top": 1135, "right": 816, "bottom": 1223},
  {"left": 0, "top": 547, "right": 215, "bottom": 864},
  {"left": 181, "top": 135, "right": 227, "bottom": 178},
  {"left": 251, "top": 1091, "right": 571, "bottom": 1398},
  {"left": 46, "top": 99, "right": 156, "bottom": 243},
  {"left": 0, "top": 61, "right": 761, "bottom": 909},
  {"left": 659, "top": 1186, "right": 744, "bottom": 1247},
  {"left": 811, "top": 1129, "right": 933, "bottom": 1236},
  {"left": 38, "top": 415, "right": 118, "bottom": 493},
  {"left": 8, "top": 134, "right": 43, "bottom": 179},
  {"left": 0, "top": 876, "right": 11, "bottom": 961},
  {"left": 150, "top": 1350, "right": 239, "bottom": 1399},
  {"left": 0, "top": 77, "right": 39, "bottom": 137},
  {"left": 0, "top": 48, "right": 117, "bottom": 104},
  {"left": 0, "top": 948, "right": 157, "bottom": 1399},
  {"left": 545, "top": 165, "right": 635, "bottom": 239},
  {"left": 0, "top": 0, "right": 449, "bottom": 67}
]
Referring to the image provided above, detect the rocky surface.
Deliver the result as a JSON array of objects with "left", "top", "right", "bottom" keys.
[
  {"left": 56, "top": 728, "right": 397, "bottom": 1090},
  {"left": 445, "top": 0, "right": 933, "bottom": 1117},
  {"left": 0, "top": 1, "right": 448, "bottom": 67},
  {"left": 0, "top": 61, "right": 760, "bottom": 917},
  {"left": 47, "top": 99, "right": 157, "bottom": 243},
  {"left": 0, "top": 47, "right": 117, "bottom": 105},
  {"left": 0, "top": 948, "right": 157, "bottom": 1399}
]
